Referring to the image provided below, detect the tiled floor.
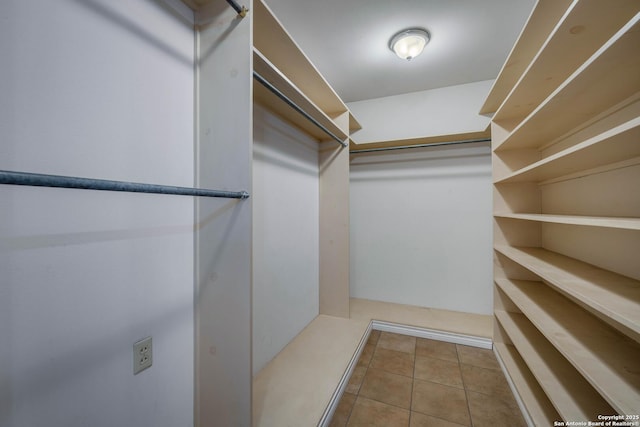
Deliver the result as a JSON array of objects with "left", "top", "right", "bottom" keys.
[{"left": 329, "top": 330, "right": 526, "bottom": 427}]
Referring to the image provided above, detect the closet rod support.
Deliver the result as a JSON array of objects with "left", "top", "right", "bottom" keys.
[
  {"left": 0, "top": 170, "right": 250, "bottom": 199},
  {"left": 225, "top": 0, "right": 249, "bottom": 18},
  {"left": 253, "top": 71, "right": 348, "bottom": 148},
  {"left": 349, "top": 138, "right": 491, "bottom": 154}
]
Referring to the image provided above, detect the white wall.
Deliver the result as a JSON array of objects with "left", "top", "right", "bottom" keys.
[
  {"left": 349, "top": 143, "right": 493, "bottom": 315},
  {"left": 348, "top": 80, "right": 493, "bottom": 143},
  {"left": 252, "top": 104, "right": 320, "bottom": 375},
  {"left": 0, "top": 1, "right": 195, "bottom": 426}
]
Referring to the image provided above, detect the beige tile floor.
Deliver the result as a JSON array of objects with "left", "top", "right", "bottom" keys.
[{"left": 329, "top": 331, "right": 526, "bottom": 427}]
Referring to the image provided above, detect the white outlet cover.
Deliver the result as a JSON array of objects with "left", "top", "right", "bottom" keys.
[{"left": 133, "top": 336, "right": 152, "bottom": 374}]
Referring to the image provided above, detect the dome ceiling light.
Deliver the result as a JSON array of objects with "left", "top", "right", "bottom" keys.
[{"left": 389, "top": 28, "right": 430, "bottom": 61}]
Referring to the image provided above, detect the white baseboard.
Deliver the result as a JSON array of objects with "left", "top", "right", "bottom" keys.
[
  {"left": 317, "top": 322, "right": 372, "bottom": 427},
  {"left": 318, "top": 320, "right": 492, "bottom": 426},
  {"left": 493, "top": 346, "right": 535, "bottom": 427},
  {"left": 372, "top": 320, "right": 493, "bottom": 349}
]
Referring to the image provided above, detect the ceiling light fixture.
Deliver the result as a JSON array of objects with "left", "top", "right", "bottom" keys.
[{"left": 389, "top": 28, "right": 430, "bottom": 61}]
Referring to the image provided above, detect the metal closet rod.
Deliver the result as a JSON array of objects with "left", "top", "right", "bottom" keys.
[
  {"left": 349, "top": 138, "right": 491, "bottom": 154},
  {"left": 253, "top": 71, "right": 348, "bottom": 148},
  {"left": 0, "top": 170, "right": 250, "bottom": 199},
  {"left": 225, "top": 0, "right": 249, "bottom": 17}
]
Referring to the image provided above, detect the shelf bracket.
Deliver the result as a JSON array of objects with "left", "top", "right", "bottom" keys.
[{"left": 226, "top": 0, "right": 249, "bottom": 18}]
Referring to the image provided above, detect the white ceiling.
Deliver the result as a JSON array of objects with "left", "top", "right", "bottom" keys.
[{"left": 263, "top": 0, "right": 536, "bottom": 103}]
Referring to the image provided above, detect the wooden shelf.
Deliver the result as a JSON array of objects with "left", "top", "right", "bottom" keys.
[
  {"left": 495, "top": 310, "right": 615, "bottom": 420},
  {"left": 493, "top": 0, "right": 640, "bottom": 128},
  {"left": 495, "top": 15, "right": 640, "bottom": 151},
  {"left": 494, "top": 245, "right": 640, "bottom": 343},
  {"left": 253, "top": 0, "right": 347, "bottom": 117},
  {"left": 253, "top": 315, "right": 369, "bottom": 426},
  {"left": 494, "top": 213, "right": 640, "bottom": 231},
  {"left": 253, "top": 48, "right": 348, "bottom": 142},
  {"left": 493, "top": 342, "right": 560, "bottom": 425},
  {"left": 179, "top": 0, "right": 209, "bottom": 10},
  {"left": 490, "top": 2, "right": 639, "bottom": 420},
  {"left": 349, "top": 112, "right": 362, "bottom": 133},
  {"left": 496, "top": 112, "right": 640, "bottom": 184},
  {"left": 348, "top": 130, "right": 491, "bottom": 152},
  {"left": 480, "top": 0, "right": 573, "bottom": 115},
  {"left": 495, "top": 278, "right": 640, "bottom": 415}
]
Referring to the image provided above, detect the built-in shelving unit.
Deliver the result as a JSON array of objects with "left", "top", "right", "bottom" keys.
[
  {"left": 495, "top": 245, "right": 640, "bottom": 342},
  {"left": 252, "top": 48, "right": 348, "bottom": 141},
  {"left": 253, "top": 0, "right": 350, "bottom": 142},
  {"left": 496, "top": 278, "right": 640, "bottom": 415},
  {"left": 495, "top": 15, "right": 640, "bottom": 151},
  {"left": 178, "top": 1, "right": 358, "bottom": 425},
  {"left": 495, "top": 310, "right": 615, "bottom": 421},
  {"left": 486, "top": 0, "right": 640, "bottom": 423},
  {"left": 493, "top": 342, "right": 560, "bottom": 425},
  {"left": 492, "top": 0, "right": 640, "bottom": 127},
  {"left": 495, "top": 115, "right": 640, "bottom": 184},
  {"left": 479, "top": 0, "right": 573, "bottom": 115},
  {"left": 252, "top": 4, "right": 356, "bottom": 424},
  {"left": 251, "top": 0, "right": 354, "bottom": 320}
]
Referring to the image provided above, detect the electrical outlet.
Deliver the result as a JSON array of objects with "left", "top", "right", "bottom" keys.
[{"left": 133, "top": 336, "right": 152, "bottom": 374}]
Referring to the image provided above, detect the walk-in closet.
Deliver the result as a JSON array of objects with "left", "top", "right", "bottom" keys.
[{"left": 2, "top": 0, "right": 638, "bottom": 426}]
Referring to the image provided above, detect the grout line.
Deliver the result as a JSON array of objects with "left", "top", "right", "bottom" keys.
[
  {"left": 343, "top": 392, "right": 356, "bottom": 427},
  {"left": 462, "top": 375, "right": 475, "bottom": 427},
  {"left": 457, "top": 344, "right": 476, "bottom": 425},
  {"left": 456, "top": 344, "right": 475, "bottom": 426},
  {"left": 356, "top": 395, "right": 411, "bottom": 413},
  {"left": 412, "top": 335, "right": 417, "bottom": 402},
  {"left": 343, "top": 331, "right": 376, "bottom": 426},
  {"left": 367, "top": 340, "right": 376, "bottom": 369}
]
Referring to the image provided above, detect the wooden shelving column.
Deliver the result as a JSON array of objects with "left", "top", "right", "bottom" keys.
[
  {"left": 180, "top": 1, "right": 356, "bottom": 425},
  {"left": 181, "top": 1, "right": 255, "bottom": 426},
  {"left": 253, "top": 0, "right": 352, "bottom": 318},
  {"left": 485, "top": 0, "right": 640, "bottom": 424}
]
